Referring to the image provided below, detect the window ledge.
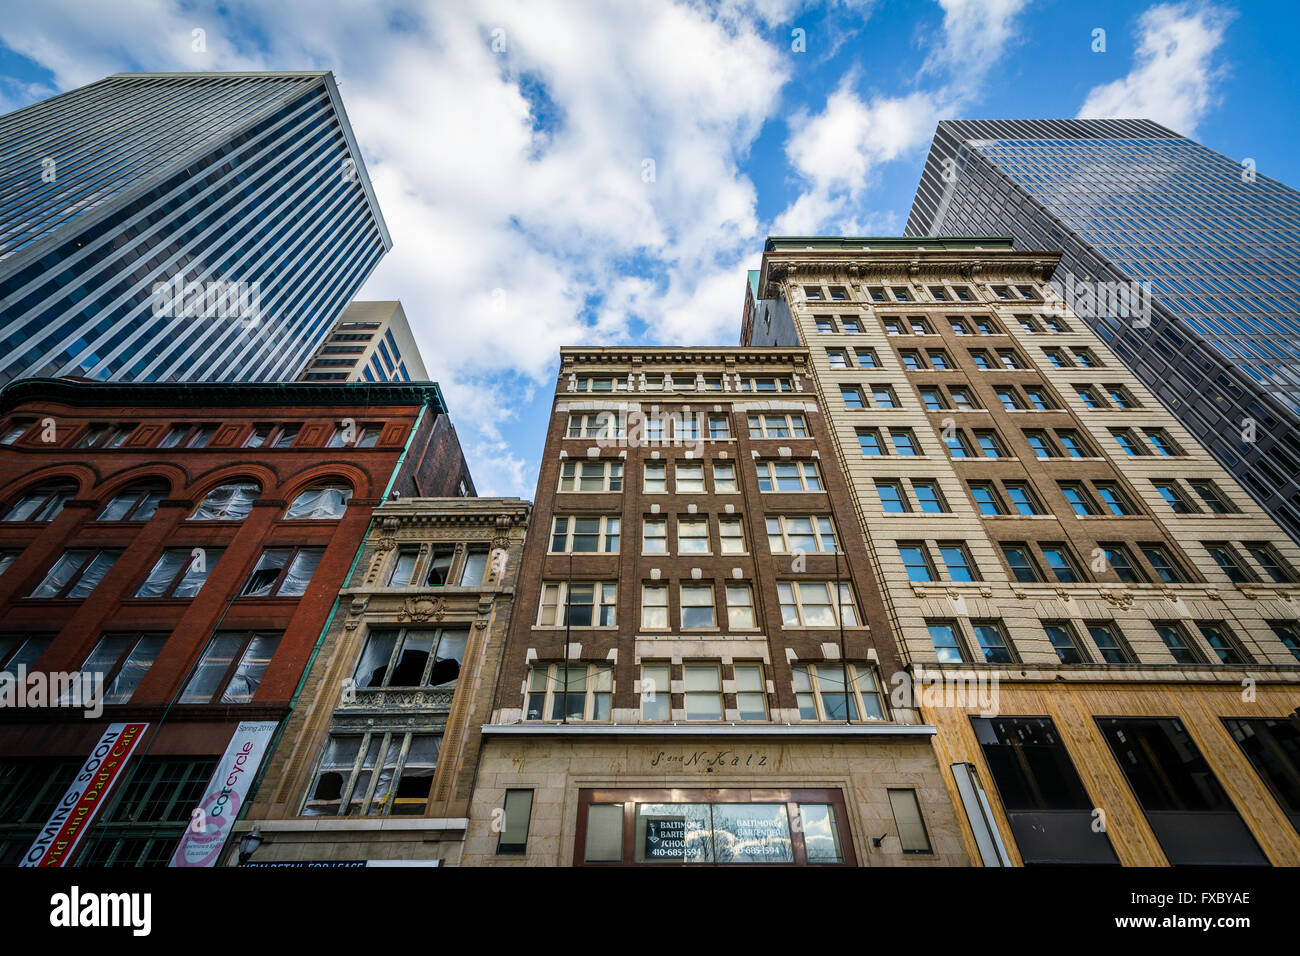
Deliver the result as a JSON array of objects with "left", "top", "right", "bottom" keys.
[
  {"left": 236, "top": 817, "right": 468, "bottom": 833},
  {"left": 531, "top": 626, "right": 618, "bottom": 631},
  {"left": 483, "top": 723, "right": 936, "bottom": 738}
]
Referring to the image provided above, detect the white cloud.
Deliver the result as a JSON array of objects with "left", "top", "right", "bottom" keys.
[
  {"left": 772, "top": 0, "right": 1030, "bottom": 235},
  {"left": 1077, "top": 2, "right": 1234, "bottom": 135},
  {"left": 927, "top": 0, "right": 1031, "bottom": 85},
  {"left": 772, "top": 84, "right": 945, "bottom": 234}
]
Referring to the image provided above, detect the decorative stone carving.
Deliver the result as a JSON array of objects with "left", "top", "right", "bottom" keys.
[
  {"left": 400, "top": 596, "right": 446, "bottom": 622},
  {"left": 1100, "top": 589, "right": 1134, "bottom": 610},
  {"left": 340, "top": 688, "right": 456, "bottom": 711},
  {"left": 486, "top": 548, "right": 509, "bottom": 585}
]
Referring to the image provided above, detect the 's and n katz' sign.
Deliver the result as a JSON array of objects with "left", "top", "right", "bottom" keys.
[
  {"left": 169, "top": 720, "right": 277, "bottom": 867},
  {"left": 21, "top": 722, "right": 150, "bottom": 867}
]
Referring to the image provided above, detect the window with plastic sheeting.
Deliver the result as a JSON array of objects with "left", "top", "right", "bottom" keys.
[
  {"left": 284, "top": 484, "right": 352, "bottom": 519},
  {"left": 29, "top": 549, "right": 120, "bottom": 599},
  {"left": 387, "top": 548, "right": 419, "bottom": 586},
  {"left": 0, "top": 632, "right": 53, "bottom": 671},
  {"left": 458, "top": 546, "right": 489, "bottom": 586},
  {"left": 189, "top": 482, "right": 259, "bottom": 520},
  {"left": 239, "top": 547, "right": 323, "bottom": 597},
  {"left": 179, "top": 631, "right": 281, "bottom": 704},
  {"left": 98, "top": 483, "right": 166, "bottom": 521},
  {"left": 3, "top": 482, "right": 76, "bottom": 522},
  {"left": 71, "top": 632, "right": 167, "bottom": 705},
  {"left": 135, "top": 548, "right": 223, "bottom": 598},
  {"left": 352, "top": 627, "right": 468, "bottom": 689}
]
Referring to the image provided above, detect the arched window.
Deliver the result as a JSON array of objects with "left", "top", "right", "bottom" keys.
[
  {"left": 285, "top": 483, "right": 352, "bottom": 519},
  {"left": 98, "top": 483, "right": 168, "bottom": 521},
  {"left": 3, "top": 482, "right": 77, "bottom": 522},
  {"left": 190, "top": 481, "right": 260, "bottom": 521}
]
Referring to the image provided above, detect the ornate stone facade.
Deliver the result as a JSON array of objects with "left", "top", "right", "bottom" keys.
[{"left": 235, "top": 496, "right": 529, "bottom": 866}]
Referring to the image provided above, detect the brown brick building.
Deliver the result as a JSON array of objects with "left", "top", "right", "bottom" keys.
[
  {"left": 0, "top": 378, "right": 472, "bottom": 865},
  {"left": 745, "top": 237, "right": 1300, "bottom": 866},
  {"left": 234, "top": 495, "right": 529, "bottom": 866},
  {"left": 462, "top": 347, "right": 967, "bottom": 867}
]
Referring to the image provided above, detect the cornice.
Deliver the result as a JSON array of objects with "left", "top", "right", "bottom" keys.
[
  {"left": 559, "top": 347, "right": 810, "bottom": 369},
  {"left": 0, "top": 378, "right": 448, "bottom": 415},
  {"left": 759, "top": 249, "right": 1060, "bottom": 297},
  {"left": 371, "top": 499, "right": 530, "bottom": 531}
]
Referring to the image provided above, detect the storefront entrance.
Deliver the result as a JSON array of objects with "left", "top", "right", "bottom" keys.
[{"left": 574, "top": 788, "right": 857, "bottom": 866}]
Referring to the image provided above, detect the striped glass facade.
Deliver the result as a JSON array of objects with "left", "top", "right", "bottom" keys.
[
  {"left": 297, "top": 301, "right": 426, "bottom": 383},
  {"left": 0, "top": 71, "right": 390, "bottom": 385},
  {"left": 906, "top": 118, "right": 1300, "bottom": 541}
]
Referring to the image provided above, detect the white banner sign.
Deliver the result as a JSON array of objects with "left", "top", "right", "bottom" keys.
[{"left": 168, "top": 720, "right": 278, "bottom": 867}]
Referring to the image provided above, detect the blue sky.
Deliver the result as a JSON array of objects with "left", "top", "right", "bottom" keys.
[{"left": 2, "top": 0, "right": 1297, "bottom": 497}]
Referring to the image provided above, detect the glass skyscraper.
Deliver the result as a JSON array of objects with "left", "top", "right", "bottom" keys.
[
  {"left": 0, "top": 71, "right": 391, "bottom": 385},
  {"left": 906, "top": 119, "right": 1300, "bottom": 540}
]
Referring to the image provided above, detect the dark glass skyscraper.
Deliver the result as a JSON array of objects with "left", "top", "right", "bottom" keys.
[
  {"left": 0, "top": 71, "right": 391, "bottom": 385},
  {"left": 906, "top": 119, "right": 1300, "bottom": 540}
]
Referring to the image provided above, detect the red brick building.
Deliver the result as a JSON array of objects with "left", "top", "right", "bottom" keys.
[{"left": 0, "top": 378, "right": 472, "bottom": 865}]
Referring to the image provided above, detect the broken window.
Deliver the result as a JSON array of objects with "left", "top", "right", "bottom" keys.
[
  {"left": 239, "top": 547, "right": 322, "bottom": 597},
  {"left": 426, "top": 548, "right": 454, "bottom": 585},
  {"left": 302, "top": 731, "right": 443, "bottom": 818},
  {"left": 352, "top": 627, "right": 468, "bottom": 689}
]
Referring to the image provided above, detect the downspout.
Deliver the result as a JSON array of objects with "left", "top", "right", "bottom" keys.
[{"left": 230, "top": 402, "right": 429, "bottom": 859}]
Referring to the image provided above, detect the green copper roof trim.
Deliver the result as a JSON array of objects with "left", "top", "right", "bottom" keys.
[
  {"left": 0, "top": 378, "right": 449, "bottom": 416},
  {"left": 763, "top": 235, "right": 1015, "bottom": 251}
]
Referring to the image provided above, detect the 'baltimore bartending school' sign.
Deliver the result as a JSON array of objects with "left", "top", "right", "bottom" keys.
[{"left": 21, "top": 722, "right": 150, "bottom": 867}]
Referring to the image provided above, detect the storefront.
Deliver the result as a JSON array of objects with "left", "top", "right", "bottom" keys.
[
  {"left": 462, "top": 727, "right": 970, "bottom": 867},
  {"left": 576, "top": 787, "right": 855, "bottom": 865}
]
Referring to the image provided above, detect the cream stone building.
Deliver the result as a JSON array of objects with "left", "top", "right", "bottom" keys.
[
  {"left": 744, "top": 236, "right": 1300, "bottom": 866},
  {"left": 233, "top": 496, "right": 529, "bottom": 866}
]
